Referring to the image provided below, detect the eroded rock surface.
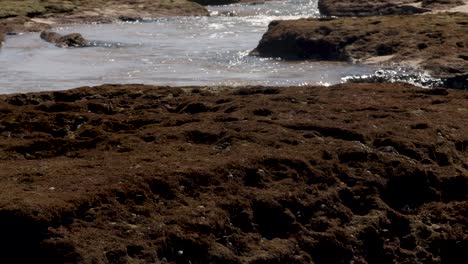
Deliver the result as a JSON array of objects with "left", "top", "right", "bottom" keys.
[
  {"left": 0, "top": 0, "right": 209, "bottom": 41},
  {"left": 253, "top": 13, "right": 468, "bottom": 88},
  {"left": 0, "top": 83, "right": 466, "bottom": 263},
  {"left": 317, "top": 0, "right": 466, "bottom": 16}
]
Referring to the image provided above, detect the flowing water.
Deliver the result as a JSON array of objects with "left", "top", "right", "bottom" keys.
[{"left": 0, "top": 0, "right": 437, "bottom": 94}]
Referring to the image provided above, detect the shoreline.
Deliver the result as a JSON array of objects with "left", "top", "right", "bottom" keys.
[
  {"left": 253, "top": 12, "right": 468, "bottom": 89},
  {"left": 0, "top": 1, "right": 467, "bottom": 263},
  {"left": 0, "top": 0, "right": 210, "bottom": 46}
]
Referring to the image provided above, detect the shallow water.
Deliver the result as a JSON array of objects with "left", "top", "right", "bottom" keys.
[{"left": 0, "top": 0, "right": 434, "bottom": 94}]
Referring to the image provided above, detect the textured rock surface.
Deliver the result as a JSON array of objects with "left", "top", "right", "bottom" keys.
[
  {"left": 0, "top": 0, "right": 208, "bottom": 21},
  {"left": 317, "top": 0, "right": 466, "bottom": 16},
  {"left": 0, "top": 0, "right": 208, "bottom": 40},
  {"left": 0, "top": 83, "right": 466, "bottom": 263},
  {"left": 253, "top": 13, "right": 468, "bottom": 88},
  {"left": 318, "top": 0, "right": 429, "bottom": 16},
  {"left": 0, "top": 0, "right": 209, "bottom": 49}
]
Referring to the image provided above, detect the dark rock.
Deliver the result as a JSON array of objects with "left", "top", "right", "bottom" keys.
[
  {"left": 40, "top": 31, "right": 90, "bottom": 48},
  {"left": 118, "top": 16, "right": 143, "bottom": 22},
  {"left": 442, "top": 74, "right": 468, "bottom": 89},
  {"left": 252, "top": 14, "right": 468, "bottom": 88},
  {"left": 318, "top": 0, "right": 431, "bottom": 17}
]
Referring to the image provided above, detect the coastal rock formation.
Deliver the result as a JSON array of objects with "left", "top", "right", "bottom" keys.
[
  {"left": 317, "top": 0, "right": 467, "bottom": 16},
  {"left": 0, "top": 0, "right": 209, "bottom": 27},
  {"left": 0, "top": 0, "right": 209, "bottom": 49},
  {"left": 253, "top": 13, "right": 468, "bottom": 88},
  {"left": 40, "top": 31, "right": 90, "bottom": 48},
  {"left": 317, "top": 0, "right": 430, "bottom": 16},
  {"left": 0, "top": 83, "right": 466, "bottom": 263}
]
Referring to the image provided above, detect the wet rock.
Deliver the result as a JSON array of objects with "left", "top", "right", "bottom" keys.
[
  {"left": 40, "top": 31, "right": 90, "bottom": 48},
  {"left": 253, "top": 13, "right": 468, "bottom": 88},
  {"left": 441, "top": 74, "right": 468, "bottom": 89},
  {"left": 118, "top": 16, "right": 143, "bottom": 22}
]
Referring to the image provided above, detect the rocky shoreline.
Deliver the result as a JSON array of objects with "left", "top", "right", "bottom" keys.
[
  {"left": 317, "top": 0, "right": 467, "bottom": 16},
  {"left": 0, "top": 83, "right": 467, "bottom": 263},
  {"left": 1, "top": 0, "right": 467, "bottom": 88},
  {"left": 0, "top": 1, "right": 467, "bottom": 263},
  {"left": 0, "top": 0, "right": 277, "bottom": 46},
  {"left": 252, "top": 13, "right": 468, "bottom": 88},
  {"left": 0, "top": 0, "right": 210, "bottom": 46}
]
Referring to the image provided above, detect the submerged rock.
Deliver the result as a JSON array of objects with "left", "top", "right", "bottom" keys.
[
  {"left": 40, "top": 31, "right": 90, "bottom": 48},
  {"left": 253, "top": 13, "right": 468, "bottom": 88}
]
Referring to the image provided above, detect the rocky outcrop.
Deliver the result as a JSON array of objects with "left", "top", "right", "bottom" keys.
[
  {"left": 318, "top": 0, "right": 431, "bottom": 16},
  {"left": 0, "top": 0, "right": 209, "bottom": 26},
  {"left": 253, "top": 13, "right": 468, "bottom": 88},
  {"left": 0, "top": 83, "right": 467, "bottom": 263},
  {"left": 40, "top": 31, "right": 90, "bottom": 48},
  {"left": 0, "top": 0, "right": 209, "bottom": 49},
  {"left": 317, "top": 0, "right": 467, "bottom": 16}
]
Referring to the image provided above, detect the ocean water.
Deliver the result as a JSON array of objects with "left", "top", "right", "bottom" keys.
[{"left": 0, "top": 0, "right": 436, "bottom": 94}]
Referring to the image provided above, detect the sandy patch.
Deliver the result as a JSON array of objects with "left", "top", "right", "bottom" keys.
[
  {"left": 428, "top": 0, "right": 468, "bottom": 13},
  {"left": 364, "top": 55, "right": 396, "bottom": 64},
  {"left": 402, "top": 58, "right": 424, "bottom": 68},
  {"left": 449, "top": 1, "right": 468, "bottom": 13},
  {"left": 30, "top": 18, "right": 56, "bottom": 25}
]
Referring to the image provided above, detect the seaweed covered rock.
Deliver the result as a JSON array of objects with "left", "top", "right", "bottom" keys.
[
  {"left": 253, "top": 13, "right": 468, "bottom": 88},
  {"left": 0, "top": 0, "right": 209, "bottom": 25},
  {"left": 317, "top": 0, "right": 431, "bottom": 16},
  {"left": 0, "top": 83, "right": 466, "bottom": 263},
  {"left": 317, "top": 0, "right": 467, "bottom": 16}
]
